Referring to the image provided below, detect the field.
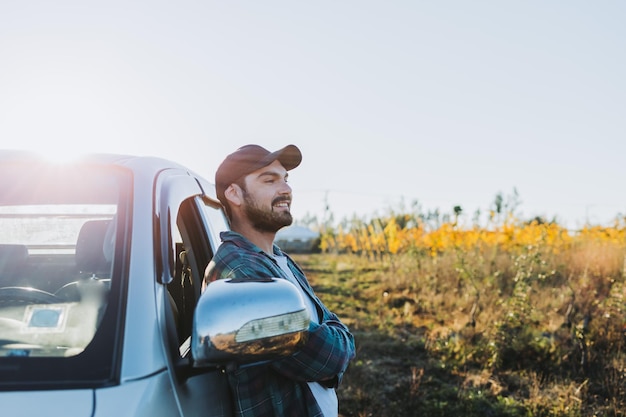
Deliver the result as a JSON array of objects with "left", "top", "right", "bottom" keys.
[{"left": 294, "top": 211, "right": 626, "bottom": 416}]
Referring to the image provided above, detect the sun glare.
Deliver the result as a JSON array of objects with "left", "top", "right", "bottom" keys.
[{"left": 22, "top": 142, "right": 90, "bottom": 165}]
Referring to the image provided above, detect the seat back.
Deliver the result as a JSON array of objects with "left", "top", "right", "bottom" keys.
[
  {"left": 0, "top": 244, "right": 28, "bottom": 278},
  {"left": 75, "top": 220, "right": 113, "bottom": 276}
]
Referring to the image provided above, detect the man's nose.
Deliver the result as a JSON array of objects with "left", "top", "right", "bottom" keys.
[{"left": 279, "top": 181, "right": 292, "bottom": 194}]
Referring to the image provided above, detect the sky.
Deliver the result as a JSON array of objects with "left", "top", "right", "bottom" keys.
[{"left": 1, "top": 1, "right": 625, "bottom": 229}]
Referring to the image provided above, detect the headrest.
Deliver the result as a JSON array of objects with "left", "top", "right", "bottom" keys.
[
  {"left": 75, "top": 220, "right": 113, "bottom": 275},
  {"left": 0, "top": 244, "right": 28, "bottom": 276}
]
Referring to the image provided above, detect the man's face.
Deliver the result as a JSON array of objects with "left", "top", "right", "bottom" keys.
[{"left": 240, "top": 160, "right": 293, "bottom": 233}]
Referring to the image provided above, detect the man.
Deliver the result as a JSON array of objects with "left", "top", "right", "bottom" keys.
[{"left": 204, "top": 144, "right": 356, "bottom": 417}]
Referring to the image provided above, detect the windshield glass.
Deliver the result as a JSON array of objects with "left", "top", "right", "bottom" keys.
[{"left": 0, "top": 157, "right": 129, "bottom": 388}]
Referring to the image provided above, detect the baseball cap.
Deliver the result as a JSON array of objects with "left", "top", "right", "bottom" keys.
[{"left": 215, "top": 144, "right": 302, "bottom": 208}]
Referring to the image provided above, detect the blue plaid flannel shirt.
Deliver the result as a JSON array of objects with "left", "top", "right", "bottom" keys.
[{"left": 204, "top": 231, "right": 356, "bottom": 417}]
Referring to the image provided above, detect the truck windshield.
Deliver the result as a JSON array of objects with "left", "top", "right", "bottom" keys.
[{"left": 0, "top": 158, "right": 129, "bottom": 389}]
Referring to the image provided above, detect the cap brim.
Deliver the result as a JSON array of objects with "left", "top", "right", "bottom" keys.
[{"left": 262, "top": 144, "right": 302, "bottom": 171}]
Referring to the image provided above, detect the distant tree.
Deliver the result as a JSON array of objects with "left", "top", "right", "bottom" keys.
[{"left": 453, "top": 205, "right": 463, "bottom": 226}]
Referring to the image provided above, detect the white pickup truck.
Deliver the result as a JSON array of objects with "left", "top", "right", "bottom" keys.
[{"left": 0, "top": 151, "right": 309, "bottom": 416}]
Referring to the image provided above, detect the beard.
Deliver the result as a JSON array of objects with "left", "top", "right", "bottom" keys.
[{"left": 242, "top": 191, "right": 293, "bottom": 233}]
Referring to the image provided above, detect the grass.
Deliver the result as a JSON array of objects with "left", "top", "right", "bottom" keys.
[{"left": 293, "top": 245, "right": 626, "bottom": 417}]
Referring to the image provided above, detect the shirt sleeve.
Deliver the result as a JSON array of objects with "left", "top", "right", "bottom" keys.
[{"left": 271, "top": 309, "right": 356, "bottom": 387}]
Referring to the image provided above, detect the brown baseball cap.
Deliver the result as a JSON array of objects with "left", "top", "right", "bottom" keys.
[{"left": 215, "top": 144, "right": 302, "bottom": 208}]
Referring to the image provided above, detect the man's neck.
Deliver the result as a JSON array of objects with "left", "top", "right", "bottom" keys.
[{"left": 231, "top": 221, "right": 276, "bottom": 255}]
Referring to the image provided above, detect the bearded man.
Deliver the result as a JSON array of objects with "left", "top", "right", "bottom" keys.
[{"left": 204, "top": 144, "right": 355, "bottom": 417}]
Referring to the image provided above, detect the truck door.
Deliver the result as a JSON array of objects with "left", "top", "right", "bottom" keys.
[{"left": 155, "top": 170, "right": 232, "bottom": 417}]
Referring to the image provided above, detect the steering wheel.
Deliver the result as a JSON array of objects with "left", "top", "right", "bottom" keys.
[{"left": 0, "top": 287, "right": 62, "bottom": 305}]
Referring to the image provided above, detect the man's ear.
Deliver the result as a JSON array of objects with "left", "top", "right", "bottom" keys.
[{"left": 224, "top": 184, "right": 243, "bottom": 208}]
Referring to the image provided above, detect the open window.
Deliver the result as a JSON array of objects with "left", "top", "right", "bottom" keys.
[{"left": 154, "top": 171, "right": 228, "bottom": 358}]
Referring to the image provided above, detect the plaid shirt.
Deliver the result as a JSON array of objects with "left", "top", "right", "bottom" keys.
[{"left": 204, "top": 231, "right": 356, "bottom": 417}]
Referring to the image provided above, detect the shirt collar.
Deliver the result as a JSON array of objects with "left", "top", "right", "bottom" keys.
[{"left": 220, "top": 230, "right": 286, "bottom": 257}]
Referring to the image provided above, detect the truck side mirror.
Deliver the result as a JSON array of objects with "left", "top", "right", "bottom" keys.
[{"left": 191, "top": 278, "right": 310, "bottom": 367}]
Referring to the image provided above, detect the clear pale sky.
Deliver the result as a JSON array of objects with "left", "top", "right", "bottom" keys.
[{"left": 1, "top": 1, "right": 625, "bottom": 229}]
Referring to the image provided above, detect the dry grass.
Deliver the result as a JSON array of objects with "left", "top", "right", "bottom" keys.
[{"left": 294, "top": 232, "right": 626, "bottom": 417}]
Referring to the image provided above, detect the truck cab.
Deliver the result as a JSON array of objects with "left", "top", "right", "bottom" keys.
[{"left": 0, "top": 151, "right": 309, "bottom": 416}]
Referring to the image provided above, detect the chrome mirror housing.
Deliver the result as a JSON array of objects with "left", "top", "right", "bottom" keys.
[{"left": 191, "top": 278, "right": 310, "bottom": 367}]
